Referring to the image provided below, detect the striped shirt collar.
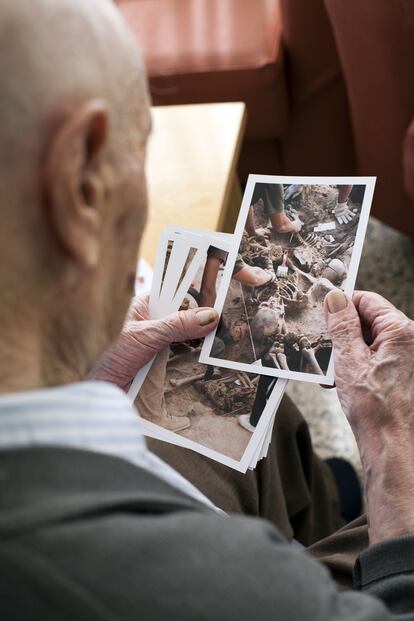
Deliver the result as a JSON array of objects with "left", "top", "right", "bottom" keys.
[{"left": 0, "top": 380, "right": 217, "bottom": 511}]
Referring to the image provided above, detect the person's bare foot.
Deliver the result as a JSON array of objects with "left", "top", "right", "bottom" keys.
[
  {"left": 272, "top": 212, "right": 302, "bottom": 233},
  {"left": 233, "top": 266, "right": 274, "bottom": 287}
]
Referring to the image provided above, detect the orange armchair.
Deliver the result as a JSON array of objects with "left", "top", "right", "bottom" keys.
[{"left": 118, "top": 0, "right": 414, "bottom": 238}]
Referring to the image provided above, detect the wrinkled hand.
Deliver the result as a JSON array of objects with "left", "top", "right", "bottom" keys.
[
  {"left": 334, "top": 202, "right": 355, "bottom": 225},
  {"left": 325, "top": 290, "right": 414, "bottom": 544},
  {"left": 324, "top": 289, "right": 414, "bottom": 444},
  {"left": 90, "top": 296, "right": 218, "bottom": 391}
]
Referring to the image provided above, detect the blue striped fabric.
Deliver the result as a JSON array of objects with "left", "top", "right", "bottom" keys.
[{"left": 0, "top": 380, "right": 218, "bottom": 511}]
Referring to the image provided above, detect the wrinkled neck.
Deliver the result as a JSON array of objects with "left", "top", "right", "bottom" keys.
[
  {"left": 0, "top": 314, "right": 83, "bottom": 394},
  {"left": 0, "top": 320, "right": 43, "bottom": 393}
]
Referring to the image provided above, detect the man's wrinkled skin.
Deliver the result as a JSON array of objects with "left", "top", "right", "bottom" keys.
[{"left": 325, "top": 289, "right": 414, "bottom": 544}]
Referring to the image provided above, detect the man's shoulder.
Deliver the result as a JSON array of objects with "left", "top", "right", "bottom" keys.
[
  {"left": 0, "top": 506, "right": 291, "bottom": 620},
  {"left": 1, "top": 496, "right": 337, "bottom": 621},
  {"left": 0, "top": 446, "right": 350, "bottom": 621}
]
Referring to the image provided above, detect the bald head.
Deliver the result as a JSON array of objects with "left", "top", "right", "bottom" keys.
[
  {"left": 0, "top": 0, "right": 149, "bottom": 169},
  {"left": 0, "top": 0, "right": 151, "bottom": 390}
]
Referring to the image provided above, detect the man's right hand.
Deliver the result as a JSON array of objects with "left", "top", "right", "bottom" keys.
[
  {"left": 324, "top": 289, "right": 414, "bottom": 544},
  {"left": 90, "top": 296, "right": 218, "bottom": 392}
]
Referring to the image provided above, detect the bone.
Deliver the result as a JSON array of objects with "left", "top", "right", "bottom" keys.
[
  {"left": 276, "top": 352, "right": 290, "bottom": 370},
  {"left": 300, "top": 347, "right": 324, "bottom": 375},
  {"left": 267, "top": 353, "right": 281, "bottom": 369},
  {"left": 231, "top": 405, "right": 251, "bottom": 416},
  {"left": 169, "top": 372, "right": 205, "bottom": 388},
  {"left": 243, "top": 373, "right": 255, "bottom": 388},
  {"left": 293, "top": 247, "right": 314, "bottom": 271},
  {"left": 248, "top": 241, "right": 268, "bottom": 251},
  {"left": 168, "top": 347, "right": 200, "bottom": 364},
  {"left": 220, "top": 376, "right": 240, "bottom": 384},
  {"left": 327, "top": 240, "right": 351, "bottom": 259},
  {"left": 308, "top": 278, "right": 336, "bottom": 302},
  {"left": 291, "top": 266, "right": 316, "bottom": 284},
  {"left": 299, "top": 232, "right": 319, "bottom": 247},
  {"left": 238, "top": 372, "right": 254, "bottom": 388},
  {"left": 251, "top": 306, "right": 285, "bottom": 341},
  {"left": 236, "top": 372, "right": 248, "bottom": 387}
]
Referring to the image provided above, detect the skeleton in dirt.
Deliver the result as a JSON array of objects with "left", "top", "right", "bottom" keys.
[{"left": 233, "top": 183, "right": 360, "bottom": 378}]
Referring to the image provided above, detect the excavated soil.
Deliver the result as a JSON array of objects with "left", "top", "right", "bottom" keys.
[
  {"left": 164, "top": 350, "right": 255, "bottom": 460},
  {"left": 160, "top": 254, "right": 254, "bottom": 460}
]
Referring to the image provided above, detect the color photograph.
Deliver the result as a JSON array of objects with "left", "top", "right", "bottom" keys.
[
  {"left": 201, "top": 176, "right": 376, "bottom": 384},
  {"left": 134, "top": 243, "right": 285, "bottom": 469}
]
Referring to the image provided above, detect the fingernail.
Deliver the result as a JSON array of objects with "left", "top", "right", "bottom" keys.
[
  {"left": 196, "top": 309, "right": 217, "bottom": 326},
  {"left": 326, "top": 290, "right": 347, "bottom": 313}
]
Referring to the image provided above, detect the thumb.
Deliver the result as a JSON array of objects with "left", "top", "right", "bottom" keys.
[
  {"left": 154, "top": 307, "right": 219, "bottom": 346},
  {"left": 89, "top": 307, "right": 219, "bottom": 391},
  {"left": 324, "top": 290, "right": 369, "bottom": 365}
]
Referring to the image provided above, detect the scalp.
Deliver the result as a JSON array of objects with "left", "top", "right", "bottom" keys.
[{"left": 0, "top": 0, "right": 148, "bottom": 171}]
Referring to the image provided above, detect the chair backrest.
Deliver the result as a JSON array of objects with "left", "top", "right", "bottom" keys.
[
  {"left": 279, "top": 0, "right": 356, "bottom": 178},
  {"left": 325, "top": 0, "right": 414, "bottom": 237}
]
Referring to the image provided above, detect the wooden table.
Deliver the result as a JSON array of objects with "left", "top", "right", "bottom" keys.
[{"left": 141, "top": 102, "right": 246, "bottom": 265}]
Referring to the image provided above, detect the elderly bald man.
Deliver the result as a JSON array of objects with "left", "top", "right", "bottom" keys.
[{"left": 1, "top": 0, "right": 414, "bottom": 619}]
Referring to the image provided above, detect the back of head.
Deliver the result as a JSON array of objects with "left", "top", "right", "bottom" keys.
[{"left": 0, "top": 0, "right": 151, "bottom": 391}]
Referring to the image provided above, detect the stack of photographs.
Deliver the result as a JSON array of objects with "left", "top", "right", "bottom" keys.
[{"left": 129, "top": 175, "right": 376, "bottom": 472}]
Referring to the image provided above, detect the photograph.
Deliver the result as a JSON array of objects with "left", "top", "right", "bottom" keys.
[
  {"left": 201, "top": 175, "right": 376, "bottom": 384},
  {"left": 158, "top": 241, "right": 199, "bottom": 309},
  {"left": 147, "top": 230, "right": 214, "bottom": 319},
  {"left": 134, "top": 243, "right": 285, "bottom": 469}
]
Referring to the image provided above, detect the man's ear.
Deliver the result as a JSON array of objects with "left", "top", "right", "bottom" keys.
[{"left": 44, "top": 99, "right": 109, "bottom": 268}]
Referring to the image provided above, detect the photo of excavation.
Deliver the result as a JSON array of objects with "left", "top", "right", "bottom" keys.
[
  {"left": 211, "top": 182, "right": 367, "bottom": 378},
  {"left": 138, "top": 344, "right": 278, "bottom": 461},
  {"left": 135, "top": 244, "right": 281, "bottom": 463}
]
